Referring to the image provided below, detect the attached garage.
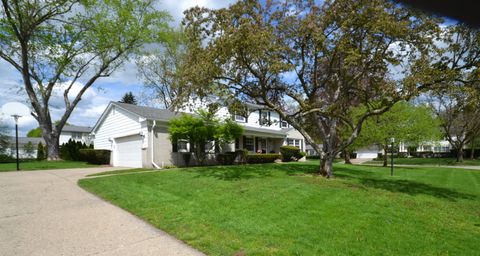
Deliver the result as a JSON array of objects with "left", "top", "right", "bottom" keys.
[{"left": 114, "top": 135, "right": 143, "bottom": 168}]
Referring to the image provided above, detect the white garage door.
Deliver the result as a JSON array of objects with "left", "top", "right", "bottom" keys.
[{"left": 115, "top": 135, "right": 143, "bottom": 168}]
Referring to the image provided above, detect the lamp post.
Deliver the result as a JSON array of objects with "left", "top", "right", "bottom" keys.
[
  {"left": 2, "top": 102, "right": 31, "bottom": 171},
  {"left": 12, "top": 115, "right": 21, "bottom": 171},
  {"left": 390, "top": 137, "right": 395, "bottom": 176}
]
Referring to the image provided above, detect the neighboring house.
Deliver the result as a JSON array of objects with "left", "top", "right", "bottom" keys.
[
  {"left": 60, "top": 125, "right": 93, "bottom": 145},
  {"left": 355, "top": 140, "right": 453, "bottom": 159},
  {"left": 91, "top": 101, "right": 306, "bottom": 168},
  {"left": 3, "top": 137, "right": 44, "bottom": 159},
  {"left": 305, "top": 143, "right": 322, "bottom": 156}
]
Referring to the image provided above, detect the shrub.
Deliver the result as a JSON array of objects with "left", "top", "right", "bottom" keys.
[
  {"left": 181, "top": 152, "right": 192, "bottom": 167},
  {"left": 246, "top": 153, "right": 280, "bottom": 164},
  {"left": 217, "top": 152, "right": 236, "bottom": 165},
  {"left": 306, "top": 155, "right": 320, "bottom": 160},
  {"left": 60, "top": 139, "right": 92, "bottom": 161},
  {"left": 280, "top": 146, "right": 303, "bottom": 162},
  {"left": 235, "top": 149, "right": 248, "bottom": 164},
  {"left": 79, "top": 149, "right": 110, "bottom": 165},
  {"left": 37, "top": 142, "right": 46, "bottom": 160},
  {"left": 163, "top": 165, "right": 177, "bottom": 169},
  {"left": 0, "top": 154, "right": 15, "bottom": 163}
]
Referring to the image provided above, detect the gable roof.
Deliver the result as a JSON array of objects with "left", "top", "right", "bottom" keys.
[
  {"left": 91, "top": 102, "right": 179, "bottom": 134},
  {"left": 113, "top": 102, "right": 178, "bottom": 121},
  {"left": 62, "top": 125, "right": 92, "bottom": 133}
]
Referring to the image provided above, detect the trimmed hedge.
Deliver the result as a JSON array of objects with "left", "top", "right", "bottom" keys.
[
  {"left": 246, "top": 153, "right": 280, "bottom": 164},
  {"left": 306, "top": 155, "right": 320, "bottom": 160},
  {"left": 79, "top": 149, "right": 110, "bottom": 165},
  {"left": 60, "top": 139, "right": 92, "bottom": 161},
  {"left": 280, "top": 146, "right": 303, "bottom": 162},
  {"left": 217, "top": 152, "right": 236, "bottom": 165}
]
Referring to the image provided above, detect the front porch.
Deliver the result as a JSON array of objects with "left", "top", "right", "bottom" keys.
[{"left": 235, "top": 135, "right": 285, "bottom": 154}]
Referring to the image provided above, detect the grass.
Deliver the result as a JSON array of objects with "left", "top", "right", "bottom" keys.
[
  {"left": 0, "top": 160, "right": 95, "bottom": 172},
  {"left": 366, "top": 157, "right": 480, "bottom": 166},
  {"left": 87, "top": 168, "right": 151, "bottom": 177},
  {"left": 78, "top": 161, "right": 480, "bottom": 255}
]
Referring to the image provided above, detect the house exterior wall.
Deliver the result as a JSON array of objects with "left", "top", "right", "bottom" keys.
[{"left": 59, "top": 132, "right": 92, "bottom": 145}]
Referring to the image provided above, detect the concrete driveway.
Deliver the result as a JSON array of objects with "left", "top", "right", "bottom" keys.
[{"left": 0, "top": 167, "right": 204, "bottom": 256}]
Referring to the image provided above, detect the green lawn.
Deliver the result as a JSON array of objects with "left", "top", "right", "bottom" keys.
[
  {"left": 87, "top": 168, "right": 150, "bottom": 177},
  {"left": 0, "top": 160, "right": 95, "bottom": 172},
  {"left": 79, "top": 162, "right": 480, "bottom": 255},
  {"left": 366, "top": 157, "right": 480, "bottom": 166}
]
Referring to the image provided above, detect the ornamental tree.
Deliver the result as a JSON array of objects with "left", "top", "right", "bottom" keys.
[
  {"left": 0, "top": 0, "right": 171, "bottom": 160},
  {"left": 180, "top": 0, "right": 439, "bottom": 177},
  {"left": 168, "top": 109, "right": 243, "bottom": 166}
]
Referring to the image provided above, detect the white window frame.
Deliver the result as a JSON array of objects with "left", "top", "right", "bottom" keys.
[
  {"left": 235, "top": 115, "right": 246, "bottom": 122},
  {"left": 280, "top": 120, "right": 289, "bottom": 128}
]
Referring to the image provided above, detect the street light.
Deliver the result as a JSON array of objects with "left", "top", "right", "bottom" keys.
[
  {"left": 390, "top": 137, "right": 395, "bottom": 176},
  {"left": 1, "top": 102, "right": 31, "bottom": 171}
]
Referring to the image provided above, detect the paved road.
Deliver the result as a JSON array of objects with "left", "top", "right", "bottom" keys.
[
  {"left": 0, "top": 167, "right": 204, "bottom": 256},
  {"left": 360, "top": 163, "right": 480, "bottom": 170}
]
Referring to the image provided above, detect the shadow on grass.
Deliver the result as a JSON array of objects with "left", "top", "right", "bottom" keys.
[
  {"left": 360, "top": 178, "right": 475, "bottom": 201},
  {"left": 335, "top": 170, "right": 476, "bottom": 201},
  {"left": 188, "top": 163, "right": 317, "bottom": 181}
]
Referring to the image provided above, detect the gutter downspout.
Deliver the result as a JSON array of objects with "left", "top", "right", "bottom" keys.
[{"left": 151, "top": 120, "right": 161, "bottom": 169}]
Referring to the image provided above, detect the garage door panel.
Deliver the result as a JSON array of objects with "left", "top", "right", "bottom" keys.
[{"left": 115, "top": 135, "right": 142, "bottom": 168}]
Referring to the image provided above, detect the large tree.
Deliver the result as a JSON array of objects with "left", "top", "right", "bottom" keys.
[
  {"left": 181, "top": 0, "right": 440, "bottom": 177},
  {"left": 352, "top": 101, "right": 441, "bottom": 166},
  {"left": 119, "top": 92, "right": 138, "bottom": 105},
  {"left": 136, "top": 31, "right": 186, "bottom": 109},
  {"left": 0, "top": 0, "right": 171, "bottom": 159},
  {"left": 428, "top": 87, "right": 480, "bottom": 162}
]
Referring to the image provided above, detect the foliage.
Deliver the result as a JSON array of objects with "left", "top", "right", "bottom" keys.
[
  {"left": 428, "top": 87, "right": 480, "bottom": 162},
  {"left": 0, "top": 154, "right": 15, "bottom": 163},
  {"left": 36, "top": 142, "right": 46, "bottom": 160},
  {"left": 137, "top": 31, "right": 187, "bottom": 108},
  {"left": 280, "top": 146, "right": 302, "bottom": 162},
  {"left": 216, "top": 152, "right": 236, "bottom": 165},
  {"left": 246, "top": 153, "right": 280, "bottom": 164},
  {"left": 79, "top": 162, "right": 480, "bottom": 255},
  {"left": 352, "top": 101, "right": 442, "bottom": 166},
  {"left": 181, "top": 0, "right": 442, "bottom": 177},
  {"left": 119, "top": 92, "right": 138, "bottom": 105},
  {"left": 181, "top": 152, "right": 192, "bottom": 167},
  {"left": 79, "top": 149, "right": 111, "bottom": 165},
  {"left": 23, "top": 141, "right": 35, "bottom": 158},
  {"left": 27, "top": 127, "right": 42, "bottom": 138},
  {"left": 168, "top": 109, "right": 243, "bottom": 165},
  {"left": 235, "top": 149, "right": 249, "bottom": 164},
  {"left": 0, "top": 122, "right": 9, "bottom": 155},
  {"left": 60, "top": 139, "right": 92, "bottom": 161},
  {"left": 0, "top": 0, "right": 172, "bottom": 159}
]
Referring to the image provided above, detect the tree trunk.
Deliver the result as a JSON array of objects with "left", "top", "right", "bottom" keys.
[
  {"left": 457, "top": 147, "right": 464, "bottom": 162},
  {"left": 343, "top": 149, "right": 352, "bottom": 164},
  {"left": 471, "top": 147, "right": 475, "bottom": 160},
  {"left": 383, "top": 144, "right": 388, "bottom": 167},
  {"left": 319, "top": 153, "right": 335, "bottom": 178},
  {"left": 40, "top": 122, "right": 61, "bottom": 160}
]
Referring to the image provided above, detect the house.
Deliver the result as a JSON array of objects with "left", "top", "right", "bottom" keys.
[
  {"left": 91, "top": 101, "right": 306, "bottom": 168},
  {"left": 355, "top": 140, "right": 453, "bottom": 159},
  {"left": 3, "top": 137, "right": 44, "bottom": 159},
  {"left": 60, "top": 125, "right": 93, "bottom": 145}
]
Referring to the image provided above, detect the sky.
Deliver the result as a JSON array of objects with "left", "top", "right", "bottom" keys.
[{"left": 0, "top": 0, "right": 237, "bottom": 136}]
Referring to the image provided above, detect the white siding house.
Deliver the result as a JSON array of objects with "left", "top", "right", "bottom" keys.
[
  {"left": 59, "top": 125, "right": 93, "bottom": 145},
  {"left": 92, "top": 101, "right": 307, "bottom": 168}
]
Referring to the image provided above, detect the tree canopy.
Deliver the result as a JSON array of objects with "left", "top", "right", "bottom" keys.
[
  {"left": 119, "top": 92, "right": 138, "bottom": 105},
  {"left": 0, "top": 0, "right": 172, "bottom": 159},
  {"left": 181, "top": 0, "right": 441, "bottom": 177},
  {"left": 352, "top": 101, "right": 442, "bottom": 166}
]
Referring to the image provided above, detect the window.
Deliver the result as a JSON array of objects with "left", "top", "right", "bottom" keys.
[
  {"left": 287, "top": 139, "right": 302, "bottom": 149},
  {"left": 280, "top": 120, "right": 288, "bottom": 128},
  {"left": 259, "top": 110, "right": 271, "bottom": 126},
  {"left": 72, "top": 132, "right": 82, "bottom": 140},
  {"left": 235, "top": 115, "right": 246, "bottom": 122},
  {"left": 178, "top": 140, "right": 188, "bottom": 152},
  {"left": 244, "top": 137, "right": 254, "bottom": 151}
]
